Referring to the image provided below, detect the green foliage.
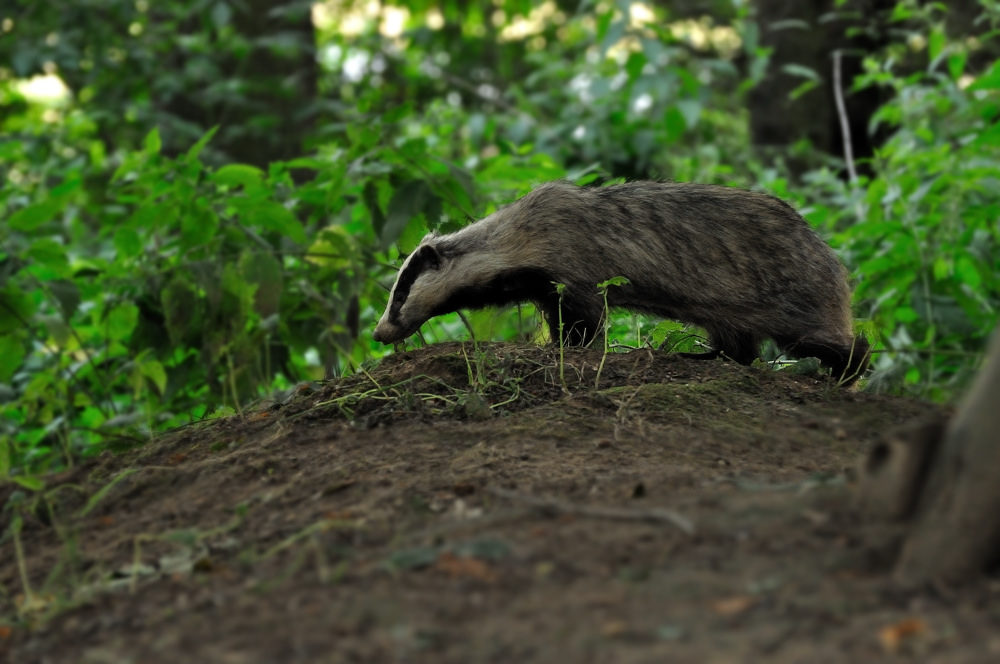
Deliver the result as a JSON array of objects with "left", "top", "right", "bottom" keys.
[
  {"left": 0, "top": 107, "right": 554, "bottom": 473},
  {"left": 314, "top": 1, "right": 759, "bottom": 182},
  {"left": 801, "top": 6, "right": 1000, "bottom": 397}
]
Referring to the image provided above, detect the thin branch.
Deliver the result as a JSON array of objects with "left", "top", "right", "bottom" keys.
[
  {"left": 833, "top": 50, "right": 858, "bottom": 184},
  {"left": 437, "top": 69, "right": 518, "bottom": 113}
]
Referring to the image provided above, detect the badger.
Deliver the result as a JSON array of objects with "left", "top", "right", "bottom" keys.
[{"left": 373, "top": 180, "right": 870, "bottom": 384}]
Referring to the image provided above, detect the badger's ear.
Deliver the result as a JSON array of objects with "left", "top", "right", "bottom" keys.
[{"left": 415, "top": 243, "right": 441, "bottom": 270}]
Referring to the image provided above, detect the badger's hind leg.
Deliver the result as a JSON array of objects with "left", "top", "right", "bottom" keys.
[
  {"left": 710, "top": 328, "right": 761, "bottom": 365},
  {"left": 776, "top": 335, "right": 871, "bottom": 385},
  {"left": 677, "top": 328, "right": 760, "bottom": 365}
]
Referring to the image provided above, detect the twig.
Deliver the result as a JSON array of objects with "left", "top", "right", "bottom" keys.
[
  {"left": 486, "top": 487, "right": 694, "bottom": 535},
  {"left": 833, "top": 50, "right": 858, "bottom": 184},
  {"left": 438, "top": 69, "right": 517, "bottom": 113},
  {"left": 456, "top": 310, "right": 476, "bottom": 341}
]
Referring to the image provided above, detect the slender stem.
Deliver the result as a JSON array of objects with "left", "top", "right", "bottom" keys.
[
  {"left": 595, "top": 288, "right": 611, "bottom": 389},
  {"left": 833, "top": 50, "right": 858, "bottom": 184},
  {"left": 12, "top": 516, "right": 34, "bottom": 605},
  {"left": 556, "top": 289, "right": 566, "bottom": 390}
]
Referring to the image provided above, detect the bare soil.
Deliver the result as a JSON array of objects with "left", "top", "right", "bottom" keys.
[{"left": 2, "top": 342, "right": 996, "bottom": 663}]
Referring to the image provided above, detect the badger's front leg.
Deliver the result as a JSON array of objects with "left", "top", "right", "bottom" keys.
[{"left": 539, "top": 292, "right": 603, "bottom": 347}]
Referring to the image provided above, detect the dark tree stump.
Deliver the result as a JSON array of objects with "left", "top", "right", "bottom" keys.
[{"left": 857, "top": 331, "right": 1000, "bottom": 586}]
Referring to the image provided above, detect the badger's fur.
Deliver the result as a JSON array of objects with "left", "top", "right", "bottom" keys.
[{"left": 373, "top": 180, "right": 870, "bottom": 384}]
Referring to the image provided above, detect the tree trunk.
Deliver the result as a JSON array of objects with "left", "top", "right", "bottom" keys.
[{"left": 857, "top": 331, "right": 1000, "bottom": 586}]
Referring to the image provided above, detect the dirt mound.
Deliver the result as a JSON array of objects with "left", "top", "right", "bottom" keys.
[{"left": 6, "top": 343, "right": 988, "bottom": 663}]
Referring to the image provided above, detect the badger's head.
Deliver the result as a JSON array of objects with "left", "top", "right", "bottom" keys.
[{"left": 372, "top": 238, "right": 450, "bottom": 344}]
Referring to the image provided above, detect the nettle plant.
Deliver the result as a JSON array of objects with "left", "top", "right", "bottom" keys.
[{"left": 1, "top": 128, "right": 364, "bottom": 470}]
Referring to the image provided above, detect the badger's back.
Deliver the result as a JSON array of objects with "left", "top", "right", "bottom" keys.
[{"left": 467, "top": 181, "right": 853, "bottom": 343}]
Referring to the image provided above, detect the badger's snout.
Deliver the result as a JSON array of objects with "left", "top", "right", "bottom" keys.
[{"left": 372, "top": 319, "right": 408, "bottom": 345}]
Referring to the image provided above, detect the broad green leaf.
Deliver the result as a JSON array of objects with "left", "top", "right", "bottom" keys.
[
  {"left": 26, "top": 238, "right": 69, "bottom": 276},
  {"left": 246, "top": 201, "right": 307, "bottom": 244},
  {"left": 181, "top": 207, "right": 219, "bottom": 248},
  {"left": 0, "top": 334, "right": 26, "bottom": 382},
  {"left": 14, "top": 475, "right": 45, "bottom": 491},
  {"left": 283, "top": 157, "right": 326, "bottom": 170},
  {"left": 948, "top": 53, "right": 967, "bottom": 81},
  {"left": 383, "top": 102, "right": 412, "bottom": 124},
  {"left": 144, "top": 127, "right": 162, "bottom": 155},
  {"left": 114, "top": 227, "right": 143, "bottom": 257},
  {"left": 9, "top": 200, "right": 62, "bottom": 231},
  {"left": 0, "top": 287, "right": 36, "bottom": 334},
  {"left": 51, "top": 176, "right": 82, "bottom": 198},
  {"left": 595, "top": 10, "right": 613, "bottom": 41},
  {"left": 308, "top": 226, "right": 356, "bottom": 270},
  {"left": 89, "top": 140, "right": 106, "bottom": 170},
  {"left": 0, "top": 435, "right": 9, "bottom": 479},
  {"left": 363, "top": 180, "right": 386, "bottom": 237},
  {"left": 161, "top": 276, "right": 199, "bottom": 345},
  {"left": 969, "top": 60, "right": 1000, "bottom": 92},
  {"left": 675, "top": 99, "right": 701, "bottom": 129},
  {"left": 597, "top": 276, "right": 630, "bottom": 290},
  {"left": 933, "top": 257, "right": 951, "bottom": 281},
  {"left": 972, "top": 121, "right": 1000, "bottom": 148},
  {"left": 600, "top": 19, "right": 625, "bottom": 56},
  {"left": 625, "top": 51, "right": 647, "bottom": 80},
  {"left": 42, "top": 316, "right": 72, "bottom": 347},
  {"left": 106, "top": 303, "right": 139, "bottom": 341},
  {"left": 382, "top": 181, "right": 430, "bottom": 250},
  {"left": 928, "top": 29, "right": 945, "bottom": 63},
  {"left": 239, "top": 251, "right": 283, "bottom": 318},
  {"left": 185, "top": 126, "right": 219, "bottom": 162},
  {"left": 663, "top": 106, "right": 686, "bottom": 142},
  {"left": 397, "top": 215, "right": 429, "bottom": 254},
  {"left": 781, "top": 63, "right": 820, "bottom": 81},
  {"left": 789, "top": 79, "right": 819, "bottom": 101},
  {"left": 221, "top": 263, "right": 254, "bottom": 319},
  {"left": 128, "top": 203, "right": 166, "bottom": 231},
  {"left": 438, "top": 160, "right": 474, "bottom": 215},
  {"left": 48, "top": 280, "right": 81, "bottom": 320},
  {"left": 675, "top": 67, "right": 701, "bottom": 96},
  {"left": 955, "top": 256, "right": 982, "bottom": 289},
  {"left": 111, "top": 151, "right": 145, "bottom": 183},
  {"left": 890, "top": 3, "right": 913, "bottom": 20},
  {"left": 398, "top": 137, "right": 428, "bottom": 161},
  {"left": 140, "top": 358, "right": 168, "bottom": 395},
  {"left": 212, "top": 164, "right": 265, "bottom": 189}
]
